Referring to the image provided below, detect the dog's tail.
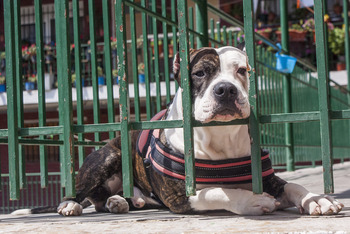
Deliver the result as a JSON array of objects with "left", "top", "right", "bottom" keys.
[
  {"left": 11, "top": 206, "right": 58, "bottom": 215},
  {"left": 11, "top": 199, "right": 92, "bottom": 215}
]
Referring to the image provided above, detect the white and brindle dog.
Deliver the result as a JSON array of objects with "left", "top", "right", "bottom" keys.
[{"left": 13, "top": 46, "right": 344, "bottom": 216}]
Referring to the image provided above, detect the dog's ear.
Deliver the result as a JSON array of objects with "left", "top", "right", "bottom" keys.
[
  {"left": 236, "top": 42, "right": 246, "bottom": 52},
  {"left": 173, "top": 49, "right": 199, "bottom": 87},
  {"left": 173, "top": 52, "right": 181, "bottom": 87}
]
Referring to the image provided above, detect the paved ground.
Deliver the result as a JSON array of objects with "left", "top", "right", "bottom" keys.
[{"left": 1, "top": 162, "right": 349, "bottom": 233}]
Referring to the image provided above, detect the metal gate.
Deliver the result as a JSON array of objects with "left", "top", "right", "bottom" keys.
[{"left": 1, "top": 0, "right": 350, "bottom": 212}]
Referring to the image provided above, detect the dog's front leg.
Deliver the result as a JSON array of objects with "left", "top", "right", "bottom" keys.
[
  {"left": 282, "top": 183, "right": 344, "bottom": 215},
  {"left": 189, "top": 187, "right": 279, "bottom": 215}
]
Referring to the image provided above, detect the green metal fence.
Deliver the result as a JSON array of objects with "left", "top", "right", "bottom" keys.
[{"left": 1, "top": 0, "right": 350, "bottom": 213}]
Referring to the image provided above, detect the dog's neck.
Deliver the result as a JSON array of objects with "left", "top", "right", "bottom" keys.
[{"left": 164, "top": 90, "right": 251, "bottom": 160}]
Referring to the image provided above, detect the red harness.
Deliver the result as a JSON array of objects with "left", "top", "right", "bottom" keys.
[{"left": 137, "top": 110, "right": 275, "bottom": 184}]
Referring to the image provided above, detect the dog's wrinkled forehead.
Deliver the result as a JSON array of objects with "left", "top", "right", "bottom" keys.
[
  {"left": 173, "top": 46, "right": 248, "bottom": 87},
  {"left": 215, "top": 46, "right": 249, "bottom": 71}
]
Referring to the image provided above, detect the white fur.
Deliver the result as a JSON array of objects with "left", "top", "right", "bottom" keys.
[
  {"left": 283, "top": 183, "right": 344, "bottom": 215},
  {"left": 193, "top": 47, "right": 250, "bottom": 123},
  {"left": 189, "top": 187, "right": 278, "bottom": 215},
  {"left": 165, "top": 47, "right": 251, "bottom": 160},
  {"left": 105, "top": 195, "right": 129, "bottom": 213},
  {"left": 57, "top": 201, "right": 83, "bottom": 216},
  {"left": 11, "top": 209, "right": 32, "bottom": 215},
  {"left": 166, "top": 46, "right": 344, "bottom": 216}
]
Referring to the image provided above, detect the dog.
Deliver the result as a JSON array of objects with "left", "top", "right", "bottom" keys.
[{"left": 12, "top": 46, "right": 344, "bottom": 216}]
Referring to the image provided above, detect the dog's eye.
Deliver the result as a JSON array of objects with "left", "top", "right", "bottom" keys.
[
  {"left": 237, "top": 67, "right": 247, "bottom": 76},
  {"left": 194, "top": 71, "right": 205, "bottom": 77}
]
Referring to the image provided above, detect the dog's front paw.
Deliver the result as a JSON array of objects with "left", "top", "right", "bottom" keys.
[
  {"left": 57, "top": 201, "right": 83, "bottom": 216},
  {"left": 237, "top": 192, "right": 279, "bottom": 215},
  {"left": 300, "top": 193, "right": 344, "bottom": 215},
  {"left": 105, "top": 195, "right": 129, "bottom": 214}
]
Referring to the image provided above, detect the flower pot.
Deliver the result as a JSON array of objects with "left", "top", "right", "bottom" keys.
[
  {"left": 168, "top": 45, "right": 174, "bottom": 57},
  {"left": 258, "top": 31, "right": 271, "bottom": 39},
  {"left": 276, "top": 30, "right": 307, "bottom": 42},
  {"left": 336, "top": 62, "right": 346, "bottom": 71},
  {"left": 25, "top": 82, "right": 36, "bottom": 91},
  {"left": 98, "top": 76, "right": 105, "bottom": 86},
  {"left": 0, "top": 84, "right": 6, "bottom": 93},
  {"left": 275, "top": 53, "right": 297, "bottom": 74},
  {"left": 45, "top": 73, "right": 54, "bottom": 91},
  {"left": 114, "top": 76, "right": 119, "bottom": 85},
  {"left": 138, "top": 74, "right": 145, "bottom": 84}
]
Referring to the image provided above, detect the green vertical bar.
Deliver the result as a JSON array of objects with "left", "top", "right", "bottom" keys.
[
  {"left": 222, "top": 26, "right": 227, "bottom": 45},
  {"left": 210, "top": 19, "right": 215, "bottom": 47},
  {"left": 189, "top": 7, "right": 194, "bottom": 49},
  {"left": 102, "top": 0, "right": 116, "bottom": 139},
  {"left": 56, "top": 1, "right": 66, "bottom": 189},
  {"left": 314, "top": 1, "right": 334, "bottom": 194},
  {"left": 233, "top": 32, "right": 238, "bottom": 46},
  {"left": 72, "top": 0, "right": 85, "bottom": 168},
  {"left": 171, "top": 0, "right": 179, "bottom": 91},
  {"left": 55, "top": 0, "right": 75, "bottom": 197},
  {"left": 344, "top": 0, "right": 350, "bottom": 105},
  {"left": 195, "top": 1, "right": 209, "bottom": 48},
  {"left": 344, "top": 0, "right": 350, "bottom": 153},
  {"left": 243, "top": 0, "right": 263, "bottom": 194},
  {"left": 280, "top": 0, "right": 294, "bottom": 171},
  {"left": 4, "top": 0, "right": 20, "bottom": 200},
  {"left": 152, "top": 0, "right": 161, "bottom": 113},
  {"left": 177, "top": 0, "right": 195, "bottom": 196},
  {"left": 14, "top": 0, "right": 26, "bottom": 189},
  {"left": 162, "top": 0, "right": 171, "bottom": 104},
  {"left": 88, "top": 0, "right": 101, "bottom": 147},
  {"left": 322, "top": 0, "right": 330, "bottom": 77},
  {"left": 216, "top": 21, "right": 221, "bottom": 45},
  {"left": 34, "top": 0, "right": 48, "bottom": 187},
  {"left": 142, "top": 0, "right": 152, "bottom": 120},
  {"left": 116, "top": 0, "right": 133, "bottom": 198},
  {"left": 228, "top": 30, "right": 233, "bottom": 46},
  {"left": 130, "top": 0, "right": 141, "bottom": 122}
]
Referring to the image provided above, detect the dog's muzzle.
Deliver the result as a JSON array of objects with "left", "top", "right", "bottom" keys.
[{"left": 212, "top": 82, "right": 242, "bottom": 116}]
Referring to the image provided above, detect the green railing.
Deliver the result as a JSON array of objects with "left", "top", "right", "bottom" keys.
[{"left": 1, "top": 0, "right": 350, "bottom": 212}]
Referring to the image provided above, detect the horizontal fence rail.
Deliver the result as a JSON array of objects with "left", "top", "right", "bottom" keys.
[{"left": 0, "top": 0, "right": 349, "bottom": 212}]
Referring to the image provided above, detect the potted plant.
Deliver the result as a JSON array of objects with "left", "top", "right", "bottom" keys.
[
  {"left": 112, "top": 69, "right": 119, "bottom": 84},
  {"left": 97, "top": 66, "right": 105, "bottom": 85},
  {"left": 25, "top": 74, "right": 37, "bottom": 91},
  {"left": 329, "top": 26, "right": 346, "bottom": 70},
  {"left": 302, "top": 18, "right": 316, "bottom": 42},
  {"left": 0, "top": 73, "right": 6, "bottom": 93},
  {"left": 276, "top": 23, "right": 307, "bottom": 42},
  {"left": 168, "top": 39, "right": 174, "bottom": 57},
  {"left": 0, "top": 52, "right": 5, "bottom": 72},
  {"left": 257, "top": 27, "right": 272, "bottom": 39},
  {"left": 138, "top": 62, "right": 145, "bottom": 84},
  {"left": 28, "top": 44, "right": 37, "bottom": 63},
  {"left": 71, "top": 73, "right": 85, "bottom": 88}
]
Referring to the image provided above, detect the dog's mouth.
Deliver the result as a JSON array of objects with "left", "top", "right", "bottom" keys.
[{"left": 206, "top": 100, "right": 249, "bottom": 122}]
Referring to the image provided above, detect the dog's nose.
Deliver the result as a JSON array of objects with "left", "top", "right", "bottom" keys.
[{"left": 213, "top": 82, "right": 238, "bottom": 102}]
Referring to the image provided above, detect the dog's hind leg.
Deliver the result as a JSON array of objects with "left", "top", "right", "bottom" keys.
[{"left": 104, "top": 195, "right": 129, "bottom": 214}]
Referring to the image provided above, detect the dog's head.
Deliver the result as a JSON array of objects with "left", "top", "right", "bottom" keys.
[{"left": 173, "top": 45, "right": 251, "bottom": 123}]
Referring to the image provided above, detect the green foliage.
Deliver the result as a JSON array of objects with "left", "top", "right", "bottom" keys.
[
  {"left": 0, "top": 74, "right": 5, "bottom": 84},
  {"left": 329, "top": 27, "right": 345, "bottom": 55},
  {"left": 112, "top": 69, "right": 118, "bottom": 77},
  {"left": 290, "top": 23, "right": 304, "bottom": 31},
  {"left": 138, "top": 62, "right": 145, "bottom": 74},
  {"left": 27, "top": 74, "right": 37, "bottom": 83},
  {"left": 302, "top": 18, "right": 315, "bottom": 32},
  {"left": 97, "top": 66, "right": 104, "bottom": 77},
  {"left": 71, "top": 73, "right": 76, "bottom": 84}
]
